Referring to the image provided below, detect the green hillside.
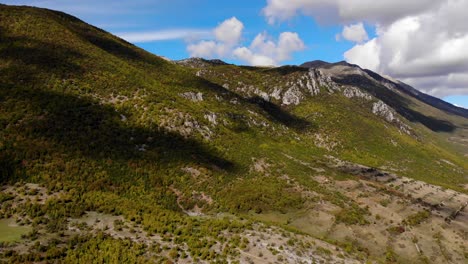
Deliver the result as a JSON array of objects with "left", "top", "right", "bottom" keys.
[{"left": 1, "top": 5, "right": 467, "bottom": 263}]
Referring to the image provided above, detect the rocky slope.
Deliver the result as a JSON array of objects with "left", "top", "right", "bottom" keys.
[
  {"left": 301, "top": 60, "right": 468, "bottom": 121},
  {"left": 0, "top": 4, "right": 467, "bottom": 264}
]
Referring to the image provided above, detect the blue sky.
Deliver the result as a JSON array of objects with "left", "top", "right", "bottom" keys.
[
  {"left": 2, "top": 0, "right": 467, "bottom": 108},
  {"left": 443, "top": 96, "right": 468, "bottom": 109},
  {"left": 11, "top": 0, "right": 359, "bottom": 64}
]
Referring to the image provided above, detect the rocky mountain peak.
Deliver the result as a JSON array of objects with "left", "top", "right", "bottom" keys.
[{"left": 174, "top": 57, "right": 229, "bottom": 68}]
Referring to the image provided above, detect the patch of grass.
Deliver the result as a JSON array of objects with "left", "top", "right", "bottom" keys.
[
  {"left": 379, "top": 199, "right": 391, "bottom": 207},
  {"left": 386, "top": 225, "right": 405, "bottom": 235},
  {"left": 316, "top": 246, "right": 332, "bottom": 255},
  {"left": 0, "top": 192, "right": 14, "bottom": 203},
  {"left": 403, "top": 210, "right": 430, "bottom": 226},
  {"left": 0, "top": 219, "right": 32, "bottom": 242},
  {"left": 385, "top": 246, "right": 398, "bottom": 262},
  {"left": 335, "top": 206, "right": 370, "bottom": 226}
]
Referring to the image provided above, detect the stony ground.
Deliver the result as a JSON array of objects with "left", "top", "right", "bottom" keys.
[
  {"left": 284, "top": 157, "right": 468, "bottom": 263},
  {"left": 1, "top": 184, "right": 362, "bottom": 264}
]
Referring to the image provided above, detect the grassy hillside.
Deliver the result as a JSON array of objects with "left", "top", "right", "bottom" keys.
[{"left": 1, "top": 5, "right": 467, "bottom": 263}]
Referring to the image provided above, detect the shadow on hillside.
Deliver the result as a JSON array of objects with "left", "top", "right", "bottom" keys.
[
  {"left": 0, "top": 87, "right": 236, "bottom": 182},
  {"left": 48, "top": 11, "right": 167, "bottom": 67},
  {"left": 73, "top": 28, "right": 154, "bottom": 63},
  {"left": 247, "top": 96, "right": 313, "bottom": 131},
  {"left": 0, "top": 153, "right": 22, "bottom": 183},
  {"left": 263, "top": 66, "right": 309, "bottom": 76},
  {"left": 237, "top": 65, "right": 309, "bottom": 76},
  {"left": 189, "top": 76, "right": 315, "bottom": 132},
  {"left": 364, "top": 70, "right": 468, "bottom": 119},
  {"left": 0, "top": 29, "right": 85, "bottom": 80},
  {"left": 333, "top": 74, "right": 457, "bottom": 132}
]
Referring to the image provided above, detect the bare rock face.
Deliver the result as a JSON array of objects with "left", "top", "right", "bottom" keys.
[
  {"left": 253, "top": 87, "right": 270, "bottom": 101},
  {"left": 159, "top": 108, "right": 212, "bottom": 139},
  {"left": 313, "top": 69, "right": 341, "bottom": 93},
  {"left": 343, "top": 87, "right": 373, "bottom": 100},
  {"left": 204, "top": 112, "right": 218, "bottom": 125},
  {"left": 270, "top": 87, "right": 282, "bottom": 100},
  {"left": 282, "top": 86, "right": 303, "bottom": 105},
  {"left": 278, "top": 69, "right": 325, "bottom": 105},
  {"left": 306, "top": 69, "right": 320, "bottom": 95},
  {"left": 372, "top": 101, "right": 396, "bottom": 122},
  {"left": 174, "top": 57, "right": 228, "bottom": 68},
  {"left": 174, "top": 58, "right": 208, "bottom": 68},
  {"left": 180, "top": 92, "right": 203, "bottom": 102},
  {"left": 232, "top": 82, "right": 271, "bottom": 102},
  {"left": 372, "top": 101, "right": 412, "bottom": 135}
]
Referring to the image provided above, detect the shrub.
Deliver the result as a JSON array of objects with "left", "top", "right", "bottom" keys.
[{"left": 404, "top": 210, "right": 430, "bottom": 226}]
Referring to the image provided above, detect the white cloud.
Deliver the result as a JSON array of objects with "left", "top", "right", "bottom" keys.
[
  {"left": 187, "top": 41, "right": 218, "bottom": 58},
  {"left": 187, "top": 18, "right": 305, "bottom": 66},
  {"left": 262, "top": 0, "right": 441, "bottom": 25},
  {"left": 344, "top": 38, "right": 380, "bottom": 71},
  {"left": 117, "top": 29, "right": 211, "bottom": 43},
  {"left": 338, "top": 23, "right": 369, "bottom": 43},
  {"left": 344, "top": 9, "right": 468, "bottom": 97},
  {"left": 187, "top": 17, "right": 243, "bottom": 59},
  {"left": 263, "top": 0, "right": 468, "bottom": 97},
  {"left": 214, "top": 17, "right": 244, "bottom": 46},
  {"left": 233, "top": 32, "right": 305, "bottom": 66},
  {"left": 277, "top": 32, "right": 306, "bottom": 61},
  {"left": 233, "top": 47, "right": 276, "bottom": 66}
]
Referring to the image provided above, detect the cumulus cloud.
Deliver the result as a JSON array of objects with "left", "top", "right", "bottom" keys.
[
  {"left": 187, "top": 18, "right": 305, "bottom": 66},
  {"left": 214, "top": 17, "right": 244, "bottom": 46},
  {"left": 337, "top": 23, "right": 368, "bottom": 43},
  {"left": 187, "top": 17, "right": 243, "bottom": 58},
  {"left": 262, "top": 0, "right": 440, "bottom": 25},
  {"left": 187, "top": 40, "right": 218, "bottom": 58},
  {"left": 233, "top": 47, "right": 276, "bottom": 66},
  {"left": 233, "top": 32, "right": 305, "bottom": 66},
  {"left": 263, "top": 0, "right": 468, "bottom": 97},
  {"left": 344, "top": 38, "right": 380, "bottom": 70}
]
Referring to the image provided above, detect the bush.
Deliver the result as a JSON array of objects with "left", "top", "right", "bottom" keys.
[
  {"left": 335, "top": 206, "right": 369, "bottom": 225},
  {"left": 404, "top": 210, "right": 430, "bottom": 226}
]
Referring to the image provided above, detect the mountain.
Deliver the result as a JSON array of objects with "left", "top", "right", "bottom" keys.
[
  {"left": 394, "top": 80, "right": 468, "bottom": 118},
  {"left": 300, "top": 60, "right": 468, "bottom": 119},
  {"left": 1, "top": 5, "right": 467, "bottom": 263}
]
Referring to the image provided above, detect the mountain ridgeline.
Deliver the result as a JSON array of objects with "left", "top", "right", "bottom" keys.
[
  {"left": 302, "top": 60, "right": 468, "bottom": 118},
  {"left": 1, "top": 5, "right": 467, "bottom": 264}
]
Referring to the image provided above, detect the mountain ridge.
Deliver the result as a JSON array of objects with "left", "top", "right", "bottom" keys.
[
  {"left": 300, "top": 60, "right": 468, "bottom": 119},
  {"left": 1, "top": 5, "right": 467, "bottom": 263}
]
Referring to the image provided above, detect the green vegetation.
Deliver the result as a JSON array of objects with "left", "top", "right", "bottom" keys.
[
  {"left": 335, "top": 205, "right": 370, "bottom": 226},
  {"left": 385, "top": 246, "right": 398, "bottom": 263},
  {"left": 0, "top": 219, "right": 31, "bottom": 243},
  {"left": 386, "top": 225, "right": 406, "bottom": 235},
  {"left": 379, "top": 199, "right": 391, "bottom": 207},
  {"left": 0, "top": 4, "right": 467, "bottom": 263},
  {"left": 403, "top": 210, "right": 431, "bottom": 226}
]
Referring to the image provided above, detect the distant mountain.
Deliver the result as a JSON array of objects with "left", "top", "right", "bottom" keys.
[
  {"left": 301, "top": 60, "right": 468, "bottom": 119},
  {"left": 300, "top": 60, "right": 331, "bottom": 68},
  {"left": 174, "top": 57, "right": 230, "bottom": 68},
  {"left": 394, "top": 80, "right": 468, "bottom": 118},
  {"left": 1, "top": 5, "right": 467, "bottom": 264},
  {"left": 300, "top": 60, "right": 468, "bottom": 132}
]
